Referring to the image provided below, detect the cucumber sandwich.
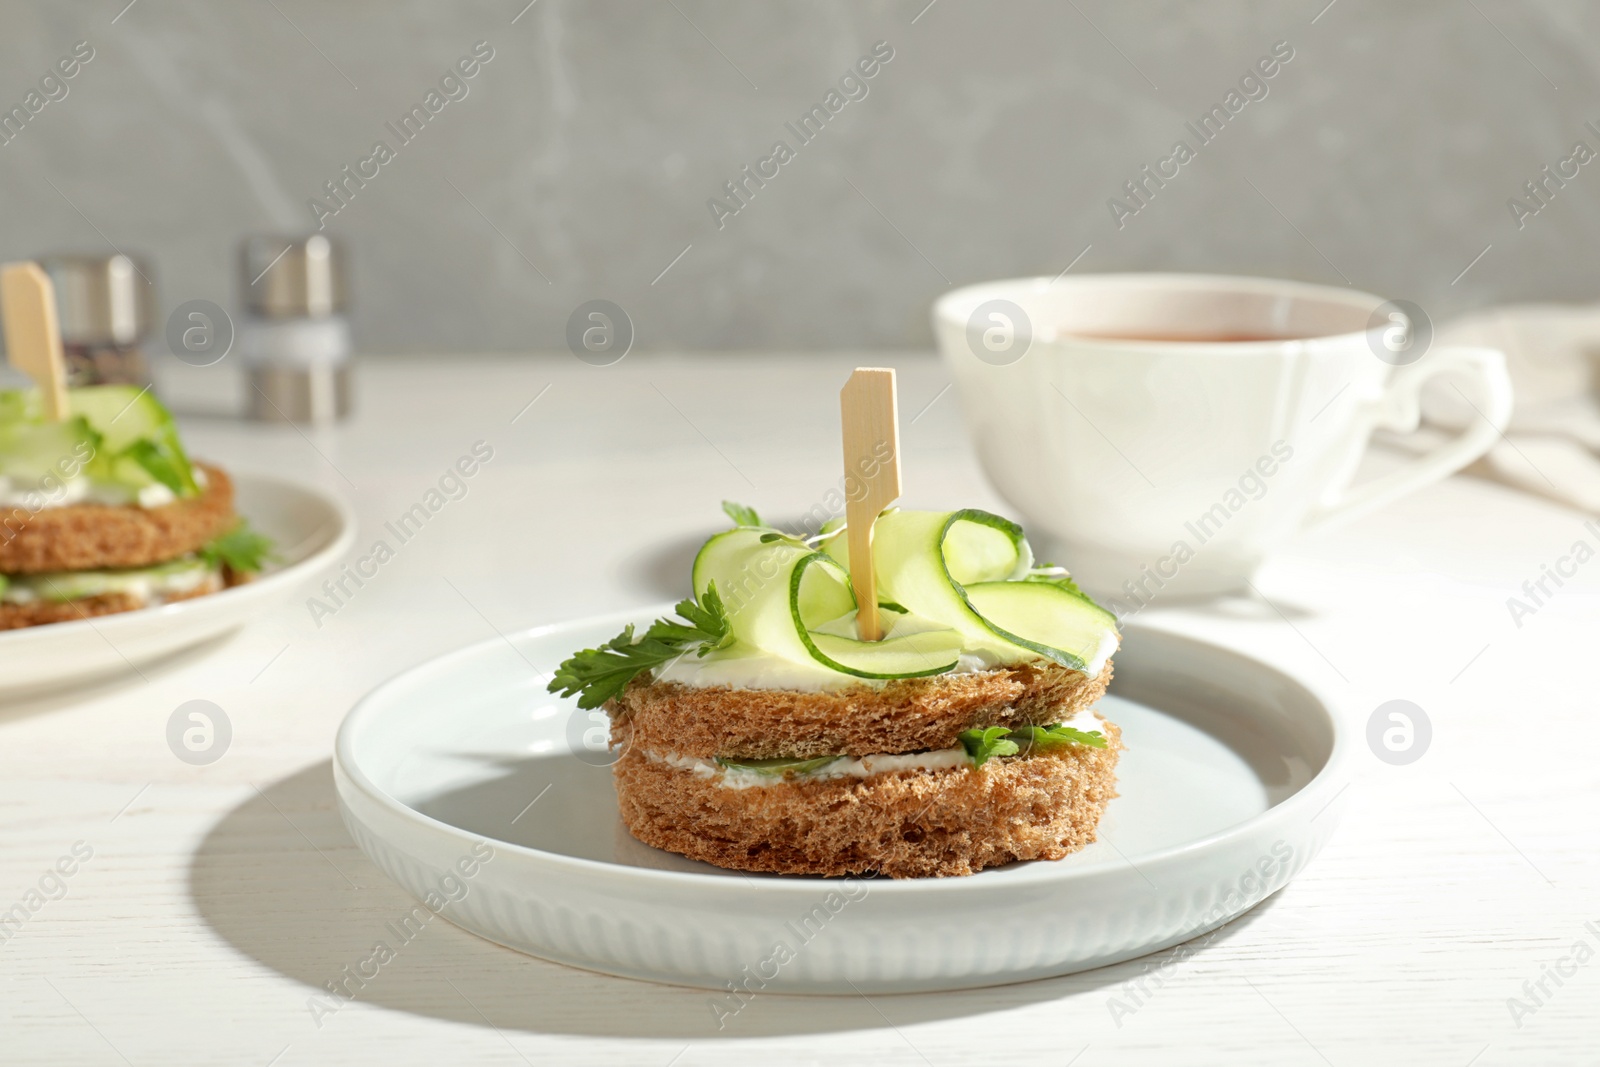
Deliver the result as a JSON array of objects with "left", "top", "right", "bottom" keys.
[
  {"left": 0, "top": 385, "right": 274, "bottom": 629},
  {"left": 550, "top": 502, "right": 1122, "bottom": 878}
]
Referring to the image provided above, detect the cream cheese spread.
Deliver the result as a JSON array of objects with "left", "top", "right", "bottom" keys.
[
  {"left": 644, "top": 707, "right": 1105, "bottom": 790},
  {"left": 654, "top": 638, "right": 1114, "bottom": 692},
  {"left": 0, "top": 469, "right": 196, "bottom": 511},
  {"left": 0, "top": 476, "right": 178, "bottom": 511}
]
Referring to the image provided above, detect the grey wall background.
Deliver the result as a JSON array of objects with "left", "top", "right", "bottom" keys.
[{"left": 0, "top": 0, "right": 1596, "bottom": 353}]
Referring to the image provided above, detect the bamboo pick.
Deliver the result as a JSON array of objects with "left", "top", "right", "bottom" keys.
[
  {"left": 2, "top": 262, "right": 69, "bottom": 421},
  {"left": 839, "top": 367, "right": 902, "bottom": 641}
]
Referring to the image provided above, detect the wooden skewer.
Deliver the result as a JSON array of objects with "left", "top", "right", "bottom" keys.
[
  {"left": 839, "top": 367, "right": 902, "bottom": 641},
  {"left": 2, "top": 262, "right": 69, "bottom": 421}
]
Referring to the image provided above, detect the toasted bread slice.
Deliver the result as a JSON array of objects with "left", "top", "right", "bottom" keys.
[
  {"left": 0, "top": 462, "right": 236, "bottom": 574},
  {"left": 0, "top": 568, "right": 234, "bottom": 630},
  {"left": 613, "top": 717, "right": 1121, "bottom": 878},
  {"left": 608, "top": 658, "right": 1112, "bottom": 761}
]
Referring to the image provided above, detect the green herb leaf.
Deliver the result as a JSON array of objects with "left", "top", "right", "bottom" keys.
[
  {"left": 958, "top": 721, "right": 1106, "bottom": 766},
  {"left": 122, "top": 438, "right": 188, "bottom": 494},
  {"left": 957, "top": 726, "right": 1020, "bottom": 768},
  {"left": 654, "top": 580, "right": 735, "bottom": 656},
  {"left": 200, "top": 520, "right": 278, "bottom": 574},
  {"left": 715, "top": 754, "right": 841, "bottom": 777},
  {"left": 1011, "top": 723, "right": 1107, "bottom": 752},
  {"left": 547, "top": 581, "right": 736, "bottom": 709},
  {"left": 722, "top": 501, "right": 762, "bottom": 527},
  {"left": 1022, "top": 563, "right": 1117, "bottom": 616}
]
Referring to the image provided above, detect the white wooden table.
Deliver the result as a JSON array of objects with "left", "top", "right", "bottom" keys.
[{"left": 2, "top": 353, "right": 1594, "bottom": 1066}]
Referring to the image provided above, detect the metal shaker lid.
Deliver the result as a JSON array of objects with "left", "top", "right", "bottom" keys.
[
  {"left": 37, "top": 254, "right": 155, "bottom": 345},
  {"left": 240, "top": 234, "right": 346, "bottom": 318}
]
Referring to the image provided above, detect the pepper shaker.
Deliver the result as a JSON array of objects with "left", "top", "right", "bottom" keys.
[
  {"left": 36, "top": 253, "right": 155, "bottom": 388},
  {"left": 238, "top": 234, "right": 352, "bottom": 423}
]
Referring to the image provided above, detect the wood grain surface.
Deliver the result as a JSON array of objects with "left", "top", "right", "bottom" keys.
[{"left": 0, "top": 354, "right": 1593, "bottom": 1066}]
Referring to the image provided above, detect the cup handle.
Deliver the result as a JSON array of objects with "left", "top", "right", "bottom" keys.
[{"left": 1301, "top": 345, "right": 1514, "bottom": 534}]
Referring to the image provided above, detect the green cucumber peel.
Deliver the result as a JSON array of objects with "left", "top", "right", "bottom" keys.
[
  {"left": 1022, "top": 563, "right": 1086, "bottom": 597},
  {"left": 868, "top": 509, "right": 1115, "bottom": 673},
  {"left": 944, "top": 511, "right": 1116, "bottom": 671},
  {"left": 11, "top": 555, "right": 212, "bottom": 604},
  {"left": 662, "top": 507, "right": 1118, "bottom": 685},
  {"left": 1, "top": 385, "right": 201, "bottom": 498},
  {"left": 72, "top": 386, "right": 201, "bottom": 496},
  {"left": 691, "top": 528, "right": 963, "bottom": 681},
  {"left": 0, "top": 416, "right": 99, "bottom": 489},
  {"left": 941, "top": 510, "right": 1086, "bottom": 670},
  {"left": 788, "top": 553, "right": 961, "bottom": 680}
]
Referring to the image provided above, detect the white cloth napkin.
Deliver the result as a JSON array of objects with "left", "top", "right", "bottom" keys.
[{"left": 1425, "top": 304, "right": 1600, "bottom": 514}]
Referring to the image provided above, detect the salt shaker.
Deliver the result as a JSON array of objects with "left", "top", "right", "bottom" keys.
[
  {"left": 37, "top": 253, "right": 155, "bottom": 388},
  {"left": 238, "top": 234, "right": 352, "bottom": 423}
]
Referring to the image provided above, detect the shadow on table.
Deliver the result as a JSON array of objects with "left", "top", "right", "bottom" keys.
[
  {"left": 1179, "top": 589, "right": 1316, "bottom": 621},
  {"left": 621, "top": 526, "right": 715, "bottom": 600},
  {"left": 0, "top": 629, "right": 240, "bottom": 724},
  {"left": 190, "top": 760, "right": 1280, "bottom": 1040}
]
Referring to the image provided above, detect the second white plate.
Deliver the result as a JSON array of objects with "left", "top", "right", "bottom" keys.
[
  {"left": 335, "top": 610, "right": 1353, "bottom": 994},
  {"left": 0, "top": 473, "right": 354, "bottom": 693}
]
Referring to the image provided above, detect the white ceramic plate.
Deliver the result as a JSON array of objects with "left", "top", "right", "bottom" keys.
[
  {"left": 335, "top": 610, "right": 1353, "bottom": 994},
  {"left": 0, "top": 473, "right": 355, "bottom": 693}
]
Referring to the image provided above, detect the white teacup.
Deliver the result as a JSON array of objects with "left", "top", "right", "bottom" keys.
[{"left": 934, "top": 274, "right": 1513, "bottom": 605}]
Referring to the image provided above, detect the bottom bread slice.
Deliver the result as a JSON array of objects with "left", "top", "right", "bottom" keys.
[
  {"left": 0, "top": 568, "right": 235, "bottom": 630},
  {"left": 613, "top": 719, "right": 1122, "bottom": 878}
]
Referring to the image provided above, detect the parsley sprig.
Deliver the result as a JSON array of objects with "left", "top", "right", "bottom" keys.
[
  {"left": 957, "top": 726, "right": 1019, "bottom": 767},
  {"left": 547, "top": 583, "right": 736, "bottom": 709},
  {"left": 199, "top": 520, "right": 277, "bottom": 575},
  {"left": 1012, "top": 723, "right": 1108, "bottom": 752},
  {"left": 957, "top": 721, "right": 1106, "bottom": 767},
  {"left": 722, "top": 501, "right": 762, "bottom": 527}
]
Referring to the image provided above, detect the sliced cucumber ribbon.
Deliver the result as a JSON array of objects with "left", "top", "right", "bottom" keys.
[
  {"left": 1, "top": 556, "right": 213, "bottom": 604},
  {"left": 693, "top": 510, "right": 1117, "bottom": 680},
  {"left": 0, "top": 385, "right": 201, "bottom": 497},
  {"left": 824, "top": 509, "right": 1117, "bottom": 671},
  {"left": 692, "top": 528, "right": 962, "bottom": 679}
]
